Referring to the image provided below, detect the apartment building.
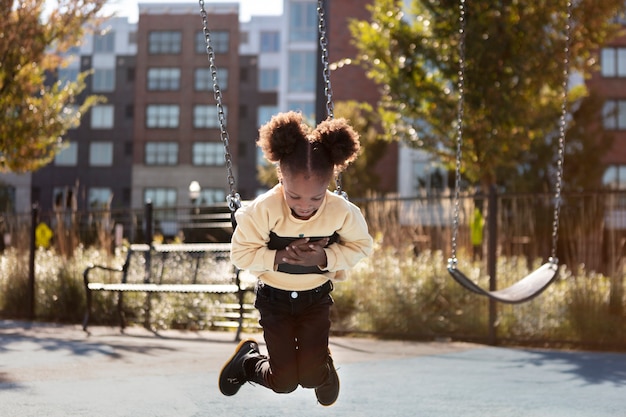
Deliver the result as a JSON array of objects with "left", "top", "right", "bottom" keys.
[
  {"left": 131, "top": 3, "right": 240, "bottom": 210},
  {"left": 30, "top": 17, "right": 137, "bottom": 212}
]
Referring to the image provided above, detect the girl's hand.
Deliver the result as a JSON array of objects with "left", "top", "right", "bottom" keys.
[{"left": 276, "top": 237, "right": 329, "bottom": 268}]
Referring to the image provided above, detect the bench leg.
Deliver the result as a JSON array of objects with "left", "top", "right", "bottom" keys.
[
  {"left": 118, "top": 292, "right": 126, "bottom": 332},
  {"left": 83, "top": 267, "right": 93, "bottom": 333}
]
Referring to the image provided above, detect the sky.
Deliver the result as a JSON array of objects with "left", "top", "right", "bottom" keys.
[{"left": 101, "top": 0, "right": 283, "bottom": 22}]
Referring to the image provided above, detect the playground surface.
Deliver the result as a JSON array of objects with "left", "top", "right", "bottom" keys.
[{"left": 0, "top": 320, "right": 624, "bottom": 417}]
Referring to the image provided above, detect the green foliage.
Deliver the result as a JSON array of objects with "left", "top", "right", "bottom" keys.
[
  {"left": 0, "top": 0, "right": 107, "bottom": 173},
  {"left": 333, "top": 101, "right": 389, "bottom": 198},
  {"left": 350, "top": 0, "right": 626, "bottom": 189}
]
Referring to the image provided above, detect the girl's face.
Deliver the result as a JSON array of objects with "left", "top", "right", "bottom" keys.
[{"left": 281, "top": 172, "right": 329, "bottom": 220}]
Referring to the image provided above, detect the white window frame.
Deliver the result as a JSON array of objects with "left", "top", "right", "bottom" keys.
[
  {"left": 194, "top": 68, "right": 228, "bottom": 91},
  {"left": 288, "top": 51, "right": 316, "bottom": 92},
  {"left": 193, "top": 105, "right": 227, "bottom": 128},
  {"left": 92, "top": 68, "right": 115, "bottom": 92},
  {"left": 147, "top": 68, "right": 181, "bottom": 90},
  {"left": 259, "top": 68, "right": 279, "bottom": 91},
  {"left": 145, "top": 142, "right": 178, "bottom": 165},
  {"left": 89, "top": 141, "right": 114, "bottom": 166},
  {"left": 149, "top": 31, "right": 181, "bottom": 54},
  {"left": 192, "top": 142, "right": 225, "bottom": 166},
  {"left": 91, "top": 105, "right": 114, "bottom": 129},
  {"left": 146, "top": 105, "right": 179, "bottom": 128},
  {"left": 195, "top": 30, "right": 229, "bottom": 54},
  {"left": 54, "top": 141, "right": 78, "bottom": 166},
  {"left": 88, "top": 187, "right": 113, "bottom": 208}
]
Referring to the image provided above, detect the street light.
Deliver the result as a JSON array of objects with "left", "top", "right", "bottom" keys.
[{"left": 188, "top": 181, "right": 201, "bottom": 206}]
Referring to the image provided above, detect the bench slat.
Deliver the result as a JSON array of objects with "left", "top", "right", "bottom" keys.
[{"left": 88, "top": 283, "right": 239, "bottom": 293}]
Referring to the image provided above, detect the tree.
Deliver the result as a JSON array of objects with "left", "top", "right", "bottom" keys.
[
  {"left": 350, "top": 0, "right": 626, "bottom": 190},
  {"left": 0, "top": 0, "right": 107, "bottom": 172}
]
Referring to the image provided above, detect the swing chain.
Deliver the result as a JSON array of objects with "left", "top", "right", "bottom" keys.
[
  {"left": 199, "top": 0, "right": 240, "bottom": 212},
  {"left": 450, "top": 0, "right": 571, "bottom": 268},
  {"left": 317, "top": 0, "right": 334, "bottom": 120},
  {"left": 317, "top": 0, "right": 346, "bottom": 198},
  {"left": 550, "top": 0, "right": 573, "bottom": 263},
  {"left": 449, "top": 0, "right": 467, "bottom": 267}
]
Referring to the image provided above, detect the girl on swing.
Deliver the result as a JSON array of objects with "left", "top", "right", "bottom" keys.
[{"left": 218, "top": 111, "right": 373, "bottom": 406}]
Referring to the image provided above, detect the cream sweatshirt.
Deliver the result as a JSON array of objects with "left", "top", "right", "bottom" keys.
[{"left": 231, "top": 184, "right": 373, "bottom": 291}]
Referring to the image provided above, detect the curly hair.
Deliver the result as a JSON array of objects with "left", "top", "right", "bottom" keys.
[{"left": 257, "top": 111, "right": 360, "bottom": 181}]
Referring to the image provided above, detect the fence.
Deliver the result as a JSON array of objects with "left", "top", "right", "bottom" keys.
[{"left": 1, "top": 190, "right": 624, "bottom": 346}]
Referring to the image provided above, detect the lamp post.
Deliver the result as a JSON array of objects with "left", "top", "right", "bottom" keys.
[
  {"left": 188, "top": 181, "right": 201, "bottom": 209},
  {"left": 188, "top": 181, "right": 201, "bottom": 242}
]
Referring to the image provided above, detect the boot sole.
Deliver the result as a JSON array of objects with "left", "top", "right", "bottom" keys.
[{"left": 218, "top": 338, "right": 258, "bottom": 396}]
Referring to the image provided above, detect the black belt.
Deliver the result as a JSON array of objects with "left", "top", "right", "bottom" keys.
[{"left": 257, "top": 280, "right": 333, "bottom": 301}]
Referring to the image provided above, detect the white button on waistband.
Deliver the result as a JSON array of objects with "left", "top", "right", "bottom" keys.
[{"left": 290, "top": 291, "right": 298, "bottom": 299}]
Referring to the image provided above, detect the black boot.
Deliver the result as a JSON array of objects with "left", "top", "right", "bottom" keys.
[
  {"left": 315, "top": 354, "right": 340, "bottom": 406},
  {"left": 218, "top": 338, "right": 260, "bottom": 396}
]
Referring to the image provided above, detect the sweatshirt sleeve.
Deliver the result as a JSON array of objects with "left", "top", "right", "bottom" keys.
[
  {"left": 323, "top": 202, "right": 373, "bottom": 272},
  {"left": 230, "top": 204, "right": 277, "bottom": 272}
]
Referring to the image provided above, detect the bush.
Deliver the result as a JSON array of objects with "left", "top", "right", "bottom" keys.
[{"left": 0, "top": 244, "right": 624, "bottom": 350}]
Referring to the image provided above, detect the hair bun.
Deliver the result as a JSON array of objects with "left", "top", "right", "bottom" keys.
[
  {"left": 313, "top": 118, "right": 360, "bottom": 170},
  {"left": 258, "top": 111, "right": 309, "bottom": 163}
]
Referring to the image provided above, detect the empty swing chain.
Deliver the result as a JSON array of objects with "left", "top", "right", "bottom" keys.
[
  {"left": 199, "top": 0, "right": 241, "bottom": 211},
  {"left": 550, "top": 0, "right": 573, "bottom": 263},
  {"left": 450, "top": 0, "right": 572, "bottom": 268},
  {"left": 449, "top": 0, "right": 467, "bottom": 267}
]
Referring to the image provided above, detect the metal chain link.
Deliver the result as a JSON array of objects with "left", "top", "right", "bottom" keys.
[
  {"left": 449, "top": 0, "right": 466, "bottom": 268},
  {"left": 199, "top": 0, "right": 240, "bottom": 211},
  {"left": 317, "top": 0, "right": 334, "bottom": 120},
  {"left": 550, "top": 0, "right": 573, "bottom": 263},
  {"left": 317, "top": 0, "right": 348, "bottom": 199}
]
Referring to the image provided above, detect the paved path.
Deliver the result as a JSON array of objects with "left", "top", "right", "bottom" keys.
[{"left": 0, "top": 321, "right": 624, "bottom": 416}]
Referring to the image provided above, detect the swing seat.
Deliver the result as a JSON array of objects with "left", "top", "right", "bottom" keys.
[{"left": 447, "top": 260, "right": 559, "bottom": 304}]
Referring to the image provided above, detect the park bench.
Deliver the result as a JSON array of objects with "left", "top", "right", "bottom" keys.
[{"left": 82, "top": 242, "right": 257, "bottom": 340}]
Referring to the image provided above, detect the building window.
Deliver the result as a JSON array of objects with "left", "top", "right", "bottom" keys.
[
  {"left": 195, "top": 30, "right": 229, "bottom": 54},
  {"left": 144, "top": 188, "right": 177, "bottom": 208},
  {"left": 92, "top": 68, "right": 115, "bottom": 92},
  {"left": 603, "top": 100, "right": 626, "bottom": 130},
  {"left": 148, "top": 31, "right": 181, "bottom": 54},
  {"left": 194, "top": 105, "right": 227, "bottom": 128},
  {"left": 195, "top": 68, "right": 228, "bottom": 91},
  {"left": 289, "top": 2, "right": 317, "bottom": 42},
  {"left": 258, "top": 105, "right": 278, "bottom": 127},
  {"left": 193, "top": 142, "right": 225, "bottom": 166},
  {"left": 89, "top": 141, "right": 114, "bottom": 166},
  {"left": 287, "top": 101, "right": 315, "bottom": 122},
  {"left": 146, "top": 105, "right": 179, "bottom": 128},
  {"left": 601, "top": 47, "right": 626, "bottom": 77},
  {"left": 603, "top": 165, "right": 626, "bottom": 206},
  {"left": 259, "top": 68, "right": 279, "bottom": 91},
  {"left": 94, "top": 31, "right": 115, "bottom": 53},
  {"left": 88, "top": 187, "right": 113, "bottom": 208},
  {"left": 58, "top": 68, "right": 78, "bottom": 86},
  {"left": 91, "top": 105, "right": 114, "bottom": 129},
  {"left": 53, "top": 186, "right": 77, "bottom": 210},
  {"left": 260, "top": 31, "right": 280, "bottom": 52},
  {"left": 145, "top": 142, "right": 178, "bottom": 165},
  {"left": 198, "top": 188, "right": 226, "bottom": 205},
  {"left": 61, "top": 105, "right": 80, "bottom": 129},
  {"left": 603, "top": 165, "right": 624, "bottom": 189},
  {"left": 288, "top": 51, "right": 316, "bottom": 92},
  {"left": 147, "top": 68, "right": 180, "bottom": 90},
  {"left": 54, "top": 142, "right": 78, "bottom": 166}
]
